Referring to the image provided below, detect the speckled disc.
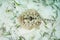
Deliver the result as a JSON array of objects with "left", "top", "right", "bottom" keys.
[{"left": 18, "top": 9, "right": 41, "bottom": 30}]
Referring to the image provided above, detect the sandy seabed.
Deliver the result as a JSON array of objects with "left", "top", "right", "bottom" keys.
[{"left": 0, "top": 0, "right": 60, "bottom": 40}]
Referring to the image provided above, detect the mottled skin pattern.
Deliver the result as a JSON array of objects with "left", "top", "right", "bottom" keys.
[{"left": 18, "top": 9, "right": 41, "bottom": 30}]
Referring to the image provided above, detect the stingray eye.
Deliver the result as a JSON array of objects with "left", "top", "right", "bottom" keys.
[{"left": 18, "top": 9, "right": 41, "bottom": 30}]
